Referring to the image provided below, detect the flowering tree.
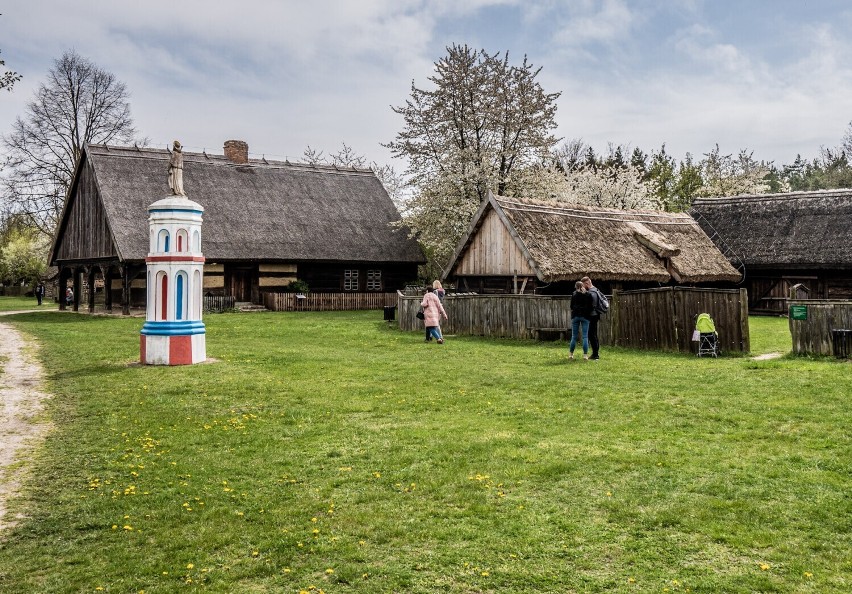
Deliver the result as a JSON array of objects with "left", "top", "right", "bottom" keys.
[
  {"left": 558, "top": 162, "right": 660, "bottom": 210},
  {"left": 387, "top": 44, "right": 561, "bottom": 269},
  {"left": 697, "top": 145, "right": 770, "bottom": 197}
]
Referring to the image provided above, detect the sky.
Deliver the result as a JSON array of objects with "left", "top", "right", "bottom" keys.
[{"left": 2, "top": 0, "right": 852, "bottom": 169}]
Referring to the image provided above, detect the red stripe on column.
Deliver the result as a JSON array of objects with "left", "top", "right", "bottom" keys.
[{"left": 169, "top": 335, "right": 193, "bottom": 365}]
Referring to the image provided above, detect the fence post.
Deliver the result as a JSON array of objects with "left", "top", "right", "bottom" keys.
[
  {"left": 739, "top": 287, "right": 750, "bottom": 352},
  {"left": 610, "top": 289, "right": 619, "bottom": 347}
]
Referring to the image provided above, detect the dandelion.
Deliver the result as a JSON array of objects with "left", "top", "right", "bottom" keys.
[
  {"left": 481, "top": 571, "right": 489, "bottom": 576},
  {"left": 311, "top": 517, "right": 318, "bottom": 523},
  {"left": 606, "top": 491, "right": 612, "bottom": 497},
  {"left": 325, "top": 568, "right": 334, "bottom": 574},
  {"left": 283, "top": 568, "right": 291, "bottom": 574},
  {"left": 252, "top": 551, "right": 259, "bottom": 557},
  {"left": 123, "top": 525, "right": 133, "bottom": 531},
  {"left": 187, "top": 563, "right": 194, "bottom": 570},
  {"left": 760, "top": 563, "right": 770, "bottom": 571},
  {"left": 628, "top": 577, "right": 635, "bottom": 583},
  {"left": 804, "top": 571, "right": 813, "bottom": 578},
  {"left": 112, "top": 525, "right": 117, "bottom": 530}
]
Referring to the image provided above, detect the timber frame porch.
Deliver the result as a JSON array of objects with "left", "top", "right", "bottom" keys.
[{"left": 56, "top": 259, "right": 146, "bottom": 315}]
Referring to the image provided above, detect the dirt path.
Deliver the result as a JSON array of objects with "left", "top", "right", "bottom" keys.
[{"left": 0, "top": 315, "right": 52, "bottom": 531}]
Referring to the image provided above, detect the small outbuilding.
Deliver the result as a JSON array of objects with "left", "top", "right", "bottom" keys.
[
  {"left": 691, "top": 189, "right": 852, "bottom": 313},
  {"left": 442, "top": 192, "right": 741, "bottom": 294}
]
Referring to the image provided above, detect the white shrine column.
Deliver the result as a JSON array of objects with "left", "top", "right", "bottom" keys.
[{"left": 140, "top": 195, "right": 206, "bottom": 365}]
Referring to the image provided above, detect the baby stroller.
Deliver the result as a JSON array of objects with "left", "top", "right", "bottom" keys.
[{"left": 694, "top": 313, "right": 719, "bottom": 357}]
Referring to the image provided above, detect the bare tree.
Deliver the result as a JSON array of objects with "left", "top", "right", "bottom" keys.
[
  {"left": 2, "top": 50, "right": 137, "bottom": 236},
  {"left": 0, "top": 50, "right": 20, "bottom": 91},
  {"left": 0, "top": 14, "right": 21, "bottom": 91}
]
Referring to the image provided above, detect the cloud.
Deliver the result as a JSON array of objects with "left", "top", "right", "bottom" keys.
[{"left": 551, "top": 0, "right": 638, "bottom": 47}]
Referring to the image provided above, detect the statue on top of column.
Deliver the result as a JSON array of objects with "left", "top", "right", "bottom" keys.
[{"left": 168, "top": 140, "right": 186, "bottom": 196}]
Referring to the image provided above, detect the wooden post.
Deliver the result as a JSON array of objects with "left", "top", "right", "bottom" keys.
[
  {"left": 72, "top": 267, "right": 82, "bottom": 312},
  {"left": 121, "top": 265, "right": 131, "bottom": 316},
  {"left": 57, "top": 267, "right": 67, "bottom": 310},
  {"left": 104, "top": 266, "right": 113, "bottom": 312},
  {"left": 87, "top": 267, "right": 96, "bottom": 313},
  {"left": 739, "top": 287, "right": 751, "bottom": 353},
  {"left": 610, "top": 289, "right": 619, "bottom": 347}
]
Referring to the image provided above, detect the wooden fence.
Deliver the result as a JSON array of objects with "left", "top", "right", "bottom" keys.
[
  {"left": 0, "top": 285, "right": 30, "bottom": 297},
  {"left": 398, "top": 292, "right": 611, "bottom": 341},
  {"left": 203, "top": 295, "right": 236, "bottom": 312},
  {"left": 614, "top": 287, "right": 749, "bottom": 353},
  {"left": 398, "top": 286, "right": 750, "bottom": 353},
  {"left": 788, "top": 300, "right": 852, "bottom": 357},
  {"left": 264, "top": 292, "right": 398, "bottom": 312}
]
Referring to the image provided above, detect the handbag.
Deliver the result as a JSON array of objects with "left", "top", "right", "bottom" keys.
[{"left": 416, "top": 307, "right": 425, "bottom": 320}]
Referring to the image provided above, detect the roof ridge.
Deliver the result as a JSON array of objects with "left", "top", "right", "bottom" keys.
[
  {"left": 693, "top": 188, "right": 852, "bottom": 203},
  {"left": 86, "top": 143, "right": 376, "bottom": 176}
]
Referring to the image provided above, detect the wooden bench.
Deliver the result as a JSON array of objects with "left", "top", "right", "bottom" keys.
[{"left": 530, "top": 327, "right": 572, "bottom": 341}]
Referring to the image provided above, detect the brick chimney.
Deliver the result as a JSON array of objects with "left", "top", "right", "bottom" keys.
[{"left": 223, "top": 140, "right": 249, "bottom": 164}]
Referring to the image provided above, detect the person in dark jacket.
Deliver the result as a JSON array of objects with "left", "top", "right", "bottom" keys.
[
  {"left": 582, "top": 276, "right": 608, "bottom": 360},
  {"left": 569, "top": 280, "right": 593, "bottom": 360},
  {"left": 35, "top": 282, "right": 45, "bottom": 306}
]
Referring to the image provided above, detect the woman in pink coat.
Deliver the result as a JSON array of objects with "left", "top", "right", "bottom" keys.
[{"left": 421, "top": 287, "right": 448, "bottom": 344}]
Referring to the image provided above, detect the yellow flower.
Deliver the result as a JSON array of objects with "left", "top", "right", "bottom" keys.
[
  {"left": 760, "top": 563, "right": 770, "bottom": 571},
  {"left": 311, "top": 517, "right": 318, "bottom": 523},
  {"left": 628, "top": 577, "right": 635, "bottom": 583},
  {"left": 186, "top": 563, "right": 194, "bottom": 570},
  {"left": 252, "top": 551, "right": 259, "bottom": 557},
  {"left": 804, "top": 571, "right": 813, "bottom": 578},
  {"left": 325, "top": 568, "right": 334, "bottom": 574},
  {"left": 481, "top": 571, "right": 489, "bottom": 576},
  {"left": 123, "top": 525, "right": 133, "bottom": 531}
]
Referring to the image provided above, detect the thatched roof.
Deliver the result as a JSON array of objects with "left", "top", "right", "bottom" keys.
[
  {"left": 444, "top": 193, "right": 742, "bottom": 283},
  {"left": 52, "top": 144, "right": 425, "bottom": 264},
  {"left": 691, "top": 190, "right": 852, "bottom": 269}
]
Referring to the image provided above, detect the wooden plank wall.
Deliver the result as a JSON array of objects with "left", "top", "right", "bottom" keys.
[
  {"left": 398, "top": 287, "right": 749, "bottom": 353},
  {"left": 264, "top": 292, "right": 398, "bottom": 312},
  {"left": 788, "top": 300, "right": 852, "bottom": 356}
]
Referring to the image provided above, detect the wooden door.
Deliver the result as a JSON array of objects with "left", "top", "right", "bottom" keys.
[{"left": 225, "top": 265, "right": 256, "bottom": 302}]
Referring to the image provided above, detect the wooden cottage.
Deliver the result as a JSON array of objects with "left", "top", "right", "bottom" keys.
[
  {"left": 691, "top": 190, "right": 852, "bottom": 313},
  {"left": 442, "top": 192, "right": 741, "bottom": 294},
  {"left": 49, "top": 141, "right": 425, "bottom": 313}
]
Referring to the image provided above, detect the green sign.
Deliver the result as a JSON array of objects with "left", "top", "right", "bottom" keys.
[{"left": 790, "top": 305, "right": 808, "bottom": 320}]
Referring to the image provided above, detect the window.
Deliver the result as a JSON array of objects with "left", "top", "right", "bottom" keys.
[
  {"left": 366, "top": 270, "right": 382, "bottom": 291},
  {"left": 343, "top": 269, "right": 359, "bottom": 291}
]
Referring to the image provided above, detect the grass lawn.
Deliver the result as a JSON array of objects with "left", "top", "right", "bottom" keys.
[
  {"left": 0, "top": 295, "right": 56, "bottom": 311},
  {"left": 0, "top": 306, "right": 849, "bottom": 593}
]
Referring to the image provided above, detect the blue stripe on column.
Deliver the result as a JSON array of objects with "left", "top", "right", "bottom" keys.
[{"left": 141, "top": 320, "right": 206, "bottom": 336}]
